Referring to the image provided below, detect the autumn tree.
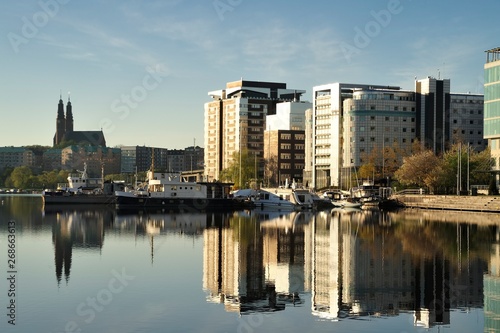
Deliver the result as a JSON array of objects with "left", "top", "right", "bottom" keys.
[{"left": 394, "top": 150, "right": 440, "bottom": 189}]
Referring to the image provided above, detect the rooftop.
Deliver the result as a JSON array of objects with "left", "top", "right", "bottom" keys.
[{"left": 485, "top": 47, "right": 500, "bottom": 63}]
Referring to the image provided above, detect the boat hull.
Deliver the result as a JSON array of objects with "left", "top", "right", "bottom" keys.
[
  {"left": 42, "top": 194, "right": 116, "bottom": 205},
  {"left": 115, "top": 195, "right": 249, "bottom": 211}
]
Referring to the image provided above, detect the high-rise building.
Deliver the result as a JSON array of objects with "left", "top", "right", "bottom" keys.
[
  {"left": 204, "top": 79, "right": 305, "bottom": 182},
  {"left": 264, "top": 101, "right": 311, "bottom": 186},
  {"left": 415, "top": 77, "right": 451, "bottom": 154},
  {"left": 311, "top": 83, "right": 402, "bottom": 189},
  {"left": 310, "top": 79, "right": 484, "bottom": 190},
  {"left": 449, "top": 93, "right": 486, "bottom": 151},
  {"left": 484, "top": 47, "right": 500, "bottom": 173}
]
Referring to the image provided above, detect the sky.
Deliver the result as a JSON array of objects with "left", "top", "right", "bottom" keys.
[{"left": 1, "top": 0, "right": 498, "bottom": 149}]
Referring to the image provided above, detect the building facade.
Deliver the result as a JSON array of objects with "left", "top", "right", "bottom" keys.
[
  {"left": 204, "top": 79, "right": 305, "bottom": 182},
  {"left": 120, "top": 146, "right": 169, "bottom": 173},
  {"left": 0, "top": 147, "right": 34, "bottom": 170},
  {"left": 311, "top": 83, "right": 402, "bottom": 189},
  {"left": 309, "top": 79, "right": 485, "bottom": 190},
  {"left": 342, "top": 88, "right": 416, "bottom": 186},
  {"left": 484, "top": 47, "right": 500, "bottom": 173},
  {"left": 62, "top": 145, "right": 121, "bottom": 176},
  {"left": 415, "top": 77, "right": 450, "bottom": 154},
  {"left": 449, "top": 93, "right": 486, "bottom": 152},
  {"left": 264, "top": 101, "right": 311, "bottom": 186}
]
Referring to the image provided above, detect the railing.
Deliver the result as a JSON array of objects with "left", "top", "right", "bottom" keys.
[{"left": 394, "top": 188, "right": 426, "bottom": 195}]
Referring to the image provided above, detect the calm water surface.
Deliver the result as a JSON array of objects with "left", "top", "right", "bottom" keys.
[{"left": 0, "top": 195, "right": 498, "bottom": 332}]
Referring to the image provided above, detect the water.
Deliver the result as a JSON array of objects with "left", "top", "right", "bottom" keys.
[{"left": 0, "top": 195, "right": 498, "bottom": 333}]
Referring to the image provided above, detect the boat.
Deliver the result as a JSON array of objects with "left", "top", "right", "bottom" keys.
[
  {"left": 253, "top": 190, "right": 298, "bottom": 211},
  {"left": 42, "top": 163, "right": 124, "bottom": 205},
  {"left": 323, "top": 190, "right": 363, "bottom": 209},
  {"left": 350, "top": 180, "right": 393, "bottom": 208},
  {"left": 114, "top": 171, "right": 248, "bottom": 211},
  {"left": 257, "top": 185, "right": 317, "bottom": 210}
]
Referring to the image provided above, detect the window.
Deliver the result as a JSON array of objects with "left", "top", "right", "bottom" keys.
[
  {"left": 370, "top": 115, "right": 376, "bottom": 120},
  {"left": 370, "top": 137, "right": 376, "bottom": 142},
  {"left": 370, "top": 126, "right": 375, "bottom": 131},
  {"left": 385, "top": 117, "right": 389, "bottom": 121},
  {"left": 360, "top": 137, "right": 365, "bottom": 142}
]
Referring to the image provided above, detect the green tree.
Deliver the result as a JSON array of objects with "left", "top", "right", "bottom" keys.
[
  {"left": 219, "top": 150, "right": 258, "bottom": 189},
  {"left": 9, "top": 166, "right": 33, "bottom": 189}
]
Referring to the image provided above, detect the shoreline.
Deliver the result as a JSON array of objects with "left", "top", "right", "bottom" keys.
[{"left": 392, "top": 194, "right": 500, "bottom": 213}]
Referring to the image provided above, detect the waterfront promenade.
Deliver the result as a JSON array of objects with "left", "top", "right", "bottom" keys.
[{"left": 393, "top": 194, "right": 500, "bottom": 213}]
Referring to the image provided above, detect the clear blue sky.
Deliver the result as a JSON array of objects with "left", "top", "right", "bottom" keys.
[{"left": 1, "top": 0, "right": 498, "bottom": 148}]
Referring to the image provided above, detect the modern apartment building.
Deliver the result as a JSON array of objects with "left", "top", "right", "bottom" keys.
[
  {"left": 204, "top": 79, "right": 305, "bottom": 182},
  {"left": 309, "top": 79, "right": 484, "bottom": 190},
  {"left": 342, "top": 87, "right": 416, "bottom": 185},
  {"left": 311, "top": 83, "right": 403, "bottom": 189},
  {"left": 264, "top": 101, "right": 311, "bottom": 186},
  {"left": 449, "top": 93, "right": 486, "bottom": 152},
  {"left": 415, "top": 77, "right": 450, "bottom": 154},
  {"left": 484, "top": 47, "right": 500, "bottom": 172}
]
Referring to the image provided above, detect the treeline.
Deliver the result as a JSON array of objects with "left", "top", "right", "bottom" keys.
[
  {"left": 0, "top": 166, "right": 69, "bottom": 190},
  {"left": 394, "top": 144, "right": 494, "bottom": 194}
]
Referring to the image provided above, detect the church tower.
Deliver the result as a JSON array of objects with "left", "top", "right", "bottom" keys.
[
  {"left": 53, "top": 94, "right": 66, "bottom": 146},
  {"left": 65, "top": 94, "right": 73, "bottom": 134}
]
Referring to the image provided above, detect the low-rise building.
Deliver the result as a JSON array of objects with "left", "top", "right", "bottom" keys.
[{"left": 0, "top": 146, "right": 34, "bottom": 170}]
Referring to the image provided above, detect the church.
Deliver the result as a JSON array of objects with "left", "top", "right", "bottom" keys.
[{"left": 53, "top": 94, "right": 106, "bottom": 147}]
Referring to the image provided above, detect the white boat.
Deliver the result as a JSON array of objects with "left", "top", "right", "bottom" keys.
[
  {"left": 323, "top": 190, "right": 362, "bottom": 208},
  {"left": 114, "top": 170, "right": 247, "bottom": 211},
  {"left": 253, "top": 190, "right": 298, "bottom": 211},
  {"left": 42, "top": 163, "right": 124, "bottom": 205},
  {"left": 258, "top": 187, "right": 315, "bottom": 210},
  {"left": 333, "top": 199, "right": 363, "bottom": 209}
]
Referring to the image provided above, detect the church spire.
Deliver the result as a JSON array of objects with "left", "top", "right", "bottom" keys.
[
  {"left": 66, "top": 92, "right": 73, "bottom": 133},
  {"left": 54, "top": 93, "right": 66, "bottom": 146}
]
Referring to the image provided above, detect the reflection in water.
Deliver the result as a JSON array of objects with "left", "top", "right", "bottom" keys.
[
  {"left": 5, "top": 195, "right": 499, "bottom": 331},
  {"left": 46, "top": 208, "right": 111, "bottom": 285},
  {"left": 203, "top": 210, "right": 310, "bottom": 313},
  {"left": 202, "top": 208, "right": 497, "bottom": 329}
]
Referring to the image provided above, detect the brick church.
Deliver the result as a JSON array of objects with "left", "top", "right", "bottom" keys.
[{"left": 53, "top": 94, "right": 106, "bottom": 147}]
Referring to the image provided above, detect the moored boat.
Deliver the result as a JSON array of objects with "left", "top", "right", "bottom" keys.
[
  {"left": 42, "top": 163, "right": 124, "bottom": 205},
  {"left": 114, "top": 171, "right": 248, "bottom": 211}
]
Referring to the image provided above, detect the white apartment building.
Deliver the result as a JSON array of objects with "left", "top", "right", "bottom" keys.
[{"left": 204, "top": 80, "right": 305, "bottom": 182}]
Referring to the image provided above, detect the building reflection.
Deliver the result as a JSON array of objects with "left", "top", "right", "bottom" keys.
[
  {"left": 203, "top": 208, "right": 491, "bottom": 328},
  {"left": 203, "top": 211, "right": 314, "bottom": 313},
  {"left": 46, "top": 208, "right": 111, "bottom": 285}
]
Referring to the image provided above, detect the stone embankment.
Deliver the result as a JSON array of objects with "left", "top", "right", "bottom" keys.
[{"left": 393, "top": 194, "right": 500, "bottom": 213}]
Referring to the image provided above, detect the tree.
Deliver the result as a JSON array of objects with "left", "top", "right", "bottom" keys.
[
  {"left": 219, "top": 150, "right": 258, "bottom": 189},
  {"left": 394, "top": 150, "right": 440, "bottom": 189},
  {"left": 9, "top": 166, "right": 33, "bottom": 189}
]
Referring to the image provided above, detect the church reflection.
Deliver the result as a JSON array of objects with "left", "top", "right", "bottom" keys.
[
  {"left": 47, "top": 208, "right": 112, "bottom": 285},
  {"left": 203, "top": 208, "right": 492, "bottom": 328}
]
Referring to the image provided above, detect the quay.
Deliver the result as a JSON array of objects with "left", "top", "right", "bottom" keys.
[{"left": 393, "top": 194, "right": 500, "bottom": 213}]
